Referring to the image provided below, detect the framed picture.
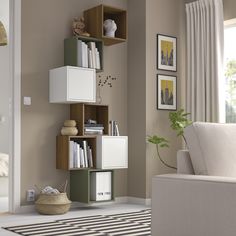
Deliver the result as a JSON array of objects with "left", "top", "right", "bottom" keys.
[
  {"left": 157, "top": 74, "right": 177, "bottom": 110},
  {"left": 157, "top": 34, "right": 177, "bottom": 71}
]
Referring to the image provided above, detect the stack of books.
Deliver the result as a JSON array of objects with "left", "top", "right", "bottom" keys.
[
  {"left": 76, "top": 40, "right": 101, "bottom": 70},
  {"left": 84, "top": 124, "right": 104, "bottom": 135},
  {"left": 69, "top": 140, "right": 93, "bottom": 169}
]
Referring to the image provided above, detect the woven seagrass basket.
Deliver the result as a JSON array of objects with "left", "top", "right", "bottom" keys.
[{"left": 35, "top": 193, "right": 71, "bottom": 215}]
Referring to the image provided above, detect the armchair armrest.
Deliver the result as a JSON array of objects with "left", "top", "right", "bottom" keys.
[{"left": 152, "top": 174, "right": 236, "bottom": 236}]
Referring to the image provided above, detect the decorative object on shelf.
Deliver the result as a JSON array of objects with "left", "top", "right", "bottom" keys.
[
  {"left": 64, "top": 120, "right": 76, "bottom": 127},
  {"left": 103, "top": 19, "right": 117, "bottom": 37},
  {"left": 61, "top": 120, "right": 78, "bottom": 136},
  {"left": 157, "top": 34, "right": 177, "bottom": 71},
  {"left": 0, "top": 21, "right": 7, "bottom": 46},
  {"left": 97, "top": 74, "right": 117, "bottom": 104},
  {"left": 72, "top": 17, "right": 90, "bottom": 37},
  {"left": 157, "top": 74, "right": 177, "bottom": 110},
  {"left": 35, "top": 182, "right": 71, "bottom": 215},
  {"left": 110, "top": 120, "right": 119, "bottom": 136}
]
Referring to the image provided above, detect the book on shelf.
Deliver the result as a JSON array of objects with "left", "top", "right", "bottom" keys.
[
  {"left": 84, "top": 123, "right": 104, "bottom": 135},
  {"left": 69, "top": 141, "right": 74, "bottom": 169},
  {"left": 82, "top": 140, "right": 88, "bottom": 168},
  {"left": 76, "top": 40, "right": 83, "bottom": 67},
  {"left": 88, "top": 147, "right": 93, "bottom": 168},
  {"left": 81, "top": 42, "right": 86, "bottom": 68},
  {"left": 84, "top": 123, "right": 103, "bottom": 127},
  {"left": 80, "top": 148, "right": 85, "bottom": 168},
  {"left": 84, "top": 130, "right": 103, "bottom": 135},
  {"left": 76, "top": 143, "right": 81, "bottom": 168}
]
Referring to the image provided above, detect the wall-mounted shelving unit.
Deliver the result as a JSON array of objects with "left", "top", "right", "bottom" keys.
[{"left": 84, "top": 5, "right": 127, "bottom": 46}]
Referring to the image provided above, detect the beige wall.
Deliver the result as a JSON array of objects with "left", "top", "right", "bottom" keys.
[
  {"left": 224, "top": 0, "right": 236, "bottom": 20},
  {"left": 127, "top": 0, "right": 147, "bottom": 198},
  {"left": 21, "top": 0, "right": 127, "bottom": 205},
  {"left": 127, "top": 0, "right": 186, "bottom": 199},
  {"left": 145, "top": 0, "right": 185, "bottom": 198}
]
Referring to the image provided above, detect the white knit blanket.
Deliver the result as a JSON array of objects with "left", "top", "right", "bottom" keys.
[{"left": 0, "top": 153, "right": 8, "bottom": 177}]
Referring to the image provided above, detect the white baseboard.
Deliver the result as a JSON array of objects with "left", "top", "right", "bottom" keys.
[
  {"left": 115, "top": 196, "right": 151, "bottom": 206},
  {"left": 15, "top": 197, "right": 151, "bottom": 214},
  {"left": 128, "top": 197, "right": 151, "bottom": 206}
]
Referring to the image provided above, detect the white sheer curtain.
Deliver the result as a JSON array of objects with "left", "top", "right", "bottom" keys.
[{"left": 186, "top": 0, "right": 224, "bottom": 122}]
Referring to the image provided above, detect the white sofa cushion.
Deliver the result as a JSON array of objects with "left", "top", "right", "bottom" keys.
[{"left": 184, "top": 122, "right": 236, "bottom": 177}]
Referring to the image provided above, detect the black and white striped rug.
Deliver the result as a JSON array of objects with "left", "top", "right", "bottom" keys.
[{"left": 3, "top": 209, "right": 151, "bottom": 235}]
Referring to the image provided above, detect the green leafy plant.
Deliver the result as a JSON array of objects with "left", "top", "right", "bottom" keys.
[
  {"left": 147, "top": 109, "right": 192, "bottom": 170},
  {"left": 169, "top": 108, "right": 192, "bottom": 144},
  {"left": 147, "top": 135, "right": 176, "bottom": 170}
]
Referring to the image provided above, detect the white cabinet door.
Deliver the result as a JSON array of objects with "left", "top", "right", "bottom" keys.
[
  {"left": 68, "top": 67, "right": 95, "bottom": 102},
  {"left": 49, "top": 66, "right": 96, "bottom": 103},
  {"left": 96, "top": 136, "right": 128, "bottom": 169}
]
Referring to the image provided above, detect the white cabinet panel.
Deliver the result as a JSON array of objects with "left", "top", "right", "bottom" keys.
[
  {"left": 96, "top": 136, "right": 128, "bottom": 169},
  {"left": 49, "top": 66, "right": 96, "bottom": 103},
  {"left": 90, "top": 171, "right": 112, "bottom": 201}
]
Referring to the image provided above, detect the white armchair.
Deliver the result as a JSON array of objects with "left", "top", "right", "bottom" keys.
[{"left": 152, "top": 122, "right": 236, "bottom": 236}]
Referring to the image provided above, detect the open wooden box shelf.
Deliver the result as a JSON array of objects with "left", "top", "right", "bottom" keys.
[
  {"left": 84, "top": 4, "right": 127, "bottom": 46},
  {"left": 70, "top": 103, "right": 109, "bottom": 136},
  {"left": 56, "top": 135, "right": 97, "bottom": 171}
]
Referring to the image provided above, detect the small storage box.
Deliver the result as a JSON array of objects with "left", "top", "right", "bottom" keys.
[{"left": 90, "top": 171, "right": 112, "bottom": 201}]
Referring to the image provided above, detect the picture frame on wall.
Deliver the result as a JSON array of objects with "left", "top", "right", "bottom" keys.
[
  {"left": 157, "top": 74, "right": 177, "bottom": 110},
  {"left": 157, "top": 34, "right": 177, "bottom": 72}
]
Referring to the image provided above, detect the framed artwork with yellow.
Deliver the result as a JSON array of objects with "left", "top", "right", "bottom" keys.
[
  {"left": 157, "top": 34, "right": 177, "bottom": 71},
  {"left": 157, "top": 74, "right": 177, "bottom": 110}
]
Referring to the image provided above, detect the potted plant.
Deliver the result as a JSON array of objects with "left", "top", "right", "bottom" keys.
[{"left": 147, "top": 109, "right": 192, "bottom": 170}]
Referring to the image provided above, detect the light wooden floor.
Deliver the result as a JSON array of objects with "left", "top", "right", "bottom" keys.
[{"left": 0, "top": 203, "right": 149, "bottom": 236}]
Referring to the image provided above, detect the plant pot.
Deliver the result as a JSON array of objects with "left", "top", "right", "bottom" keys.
[{"left": 35, "top": 193, "right": 71, "bottom": 215}]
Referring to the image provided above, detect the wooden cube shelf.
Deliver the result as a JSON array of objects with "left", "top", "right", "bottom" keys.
[
  {"left": 56, "top": 135, "right": 96, "bottom": 170},
  {"left": 70, "top": 104, "right": 109, "bottom": 136},
  {"left": 84, "top": 4, "right": 127, "bottom": 46},
  {"left": 70, "top": 169, "right": 114, "bottom": 204}
]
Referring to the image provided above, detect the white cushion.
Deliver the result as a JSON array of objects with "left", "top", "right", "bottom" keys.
[{"left": 184, "top": 122, "right": 236, "bottom": 177}]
